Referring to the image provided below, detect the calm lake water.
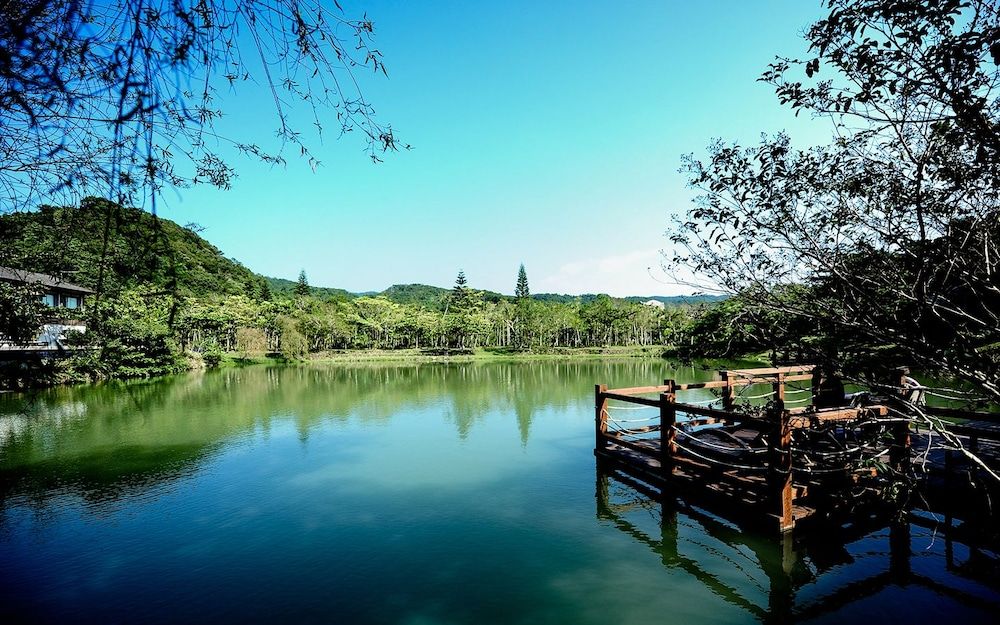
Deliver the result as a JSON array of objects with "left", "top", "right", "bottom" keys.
[{"left": 1, "top": 360, "right": 998, "bottom": 624}]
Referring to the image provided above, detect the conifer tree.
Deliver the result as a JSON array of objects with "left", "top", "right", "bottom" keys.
[
  {"left": 515, "top": 264, "right": 530, "bottom": 299},
  {"left": 259, "top": 281, "right": 273, "bottom": 302},
  {"left": 451, "top": 270, "right": 469, "bottom": 310},
  {"left": 295, "top": 269, "right": 310, "bottom": 297}
]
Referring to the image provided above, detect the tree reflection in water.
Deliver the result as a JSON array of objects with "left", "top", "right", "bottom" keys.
[{"left": 0, "top": 360, "right": 739, "bottom": 509}]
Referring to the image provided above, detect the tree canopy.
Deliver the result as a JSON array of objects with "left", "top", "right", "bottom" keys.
[
  {"left": 0, "top": 0, "right": 402, "bottom": 214},
  {"left": 0, "top": 197, "right": 267, "bottom": 297},
  {"left": 671, "top": 0, "right": 1000, "bottom": 395}
]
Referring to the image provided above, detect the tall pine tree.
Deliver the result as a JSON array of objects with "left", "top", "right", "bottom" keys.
[
  {"left": 295, "top": 269, "right": 310, "bottom": 296},
  {"left": 450, "top": 270, "right": 470, "bottom": 310},
  {"left": 515, "top": 264, "right": 529, "bottom": 299},
  {"left": 513, "top": 263, "right": 531, "bottom": 348}
]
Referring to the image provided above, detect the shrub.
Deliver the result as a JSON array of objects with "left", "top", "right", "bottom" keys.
[
  {"left": 199, "top": 340, "right": 224, "bottom": 368},
  {"left": 278, "top": 317, "right": 308, "bottom": 360},
  {"left": 235, "top": 326, "right": 268, "bottom": 360}
]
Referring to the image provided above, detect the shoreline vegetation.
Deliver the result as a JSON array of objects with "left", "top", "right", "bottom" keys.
[
  {"left": 1, "top": 200, "right": 731, "bottom": 391},
  {"left": 4, "top": 198, "right": 993, "bottom": 397}
]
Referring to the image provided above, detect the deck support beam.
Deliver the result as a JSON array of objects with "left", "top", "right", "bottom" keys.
[
  {"left": 595, "top": 384, "right": 608, "bottom": 454},
  {"left": 720, "top": 370, "right": 735, "bottom": 422},
  {"left": 659, "top": 380, "right": 677, "bottom": 484},
  {"left": 889, "top": 403, "right": 911, "bottom": 472},
  {"left": 768, "top": 400, "right": 794, "bottom": 533}
]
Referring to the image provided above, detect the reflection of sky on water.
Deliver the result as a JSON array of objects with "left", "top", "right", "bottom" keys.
[{"left": 1, "top": 360, "right": 995, "bottom": 624}]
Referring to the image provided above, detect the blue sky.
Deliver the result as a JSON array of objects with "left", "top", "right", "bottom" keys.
[{"left": 160, "top": 0, "right": 834, "bottom": 296}]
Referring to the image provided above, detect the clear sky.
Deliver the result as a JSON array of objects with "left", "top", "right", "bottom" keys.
[{"left": 159, "top": 0, "right": 835, "bottom": 297}]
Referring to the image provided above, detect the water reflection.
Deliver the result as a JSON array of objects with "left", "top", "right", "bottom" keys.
[
  {"left": 595, "top": 462, "right": 1000, "bottom": 623},
  {"left": 4, "top": 360, "right": 998, "bottom": 624},
  {"left": 0, "top": 360, "right": 742, "bottom": 510}
]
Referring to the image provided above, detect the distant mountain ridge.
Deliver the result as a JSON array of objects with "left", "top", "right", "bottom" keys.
[
  {"left": 531, "top": 293, "right": 725, "bottom": 306},
  {"left": 264, "top": 278, "right": 724, "bottom": 309},
  {"left": 624, "top": 294, "right": 726, "bottom": 305},
  {"left": 264, "top": 276, "right": 354, "bottom": 301},
  {"left": 1, "top": 198, "right": 721, "bottom": 307}
]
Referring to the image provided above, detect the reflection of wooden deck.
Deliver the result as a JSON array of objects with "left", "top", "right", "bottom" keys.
[
  {"left": 596, "top": 462, "right": 1000, "bottom": 623},
  {"left": 596, "top": 365, "right": 1000, "bottom": 535},
  {"left": 597, "top": 439, "right": 818, "bottom": 529}
]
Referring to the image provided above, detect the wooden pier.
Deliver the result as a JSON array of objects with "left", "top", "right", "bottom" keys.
[{"left": 595, "top": 365, "right": 1000, "bottom": 535}]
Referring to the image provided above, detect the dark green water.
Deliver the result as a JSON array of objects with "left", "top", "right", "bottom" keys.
[{"left": 1, "top": 361, "right": 998, "bottom": 624}]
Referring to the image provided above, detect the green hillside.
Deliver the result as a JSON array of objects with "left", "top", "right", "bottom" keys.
[
  {"left": 265, "top": 276, "right": 355, "bottom": 301},
  {"left": 532, "top": 293, "right": 606, "bottom": 304},
  {"left": 0, "top": 197, "right": 268, "bottom": 298},
  {"left": 374, "top": 283, "right": 507, "bottom": 310},
  {"left": 1, "top": 198, "right": 720, "bottom": 309},
  {"left": 378, "top": 283, "right": 450, "bottom": 308}
]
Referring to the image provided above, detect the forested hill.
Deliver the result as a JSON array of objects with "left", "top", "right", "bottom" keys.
[
  {"left": 265, "top": 276, "right": 355, "bottom": 301},
  {"left": 1, "top": 198, "right": 717, "bottom": 307},
  {"left": 1, "top": 200, "right": 740, "bottom": 380},
  {"left": 375, "top": 284, "right": 450, "bottom": 309},
  {"left": 375, "top": 284, "right": 507, "bottom": 310},
  {"left": 533, "top": 293, "right": 725, "bottom": 306},
  {"left": 265, "top": 280, "right": 720, "bottom": 309},
  {"left": 0, "top": 198, "right": 268, "bottom": 298}
]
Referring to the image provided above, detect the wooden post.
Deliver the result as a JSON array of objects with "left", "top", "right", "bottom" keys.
[
  {"left": 889, "top": 420, "right": 911, "bottom": 471},
  {"left": 659, "top": 380, "right": 677, "bottom": 483},
  {"left": 768, "top": 400, "right": 794, "bottom": 533},
  {"left": 888, "top": 369, "right": 912, "bottom": 470},
  {"left": 773, "top": 373, "right": 785, "bottom": 405},
  {"left": 721, "top": 370, "right": 734, "bottom": 412},
  {"left": 595, "top": 383, "right": 608, "bottom": 454}
]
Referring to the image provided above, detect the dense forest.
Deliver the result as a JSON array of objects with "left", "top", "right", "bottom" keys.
[{"left": 0, "top": 198, "right": 730, "bottom": 386}]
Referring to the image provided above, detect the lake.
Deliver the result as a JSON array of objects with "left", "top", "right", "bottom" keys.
[{"left": 1, "top": 360, "right": 998, "bottom": 624}]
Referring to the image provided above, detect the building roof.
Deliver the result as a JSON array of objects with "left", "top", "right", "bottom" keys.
[{"left": 0, "top": 266, "right": 96, "bottom": 294}]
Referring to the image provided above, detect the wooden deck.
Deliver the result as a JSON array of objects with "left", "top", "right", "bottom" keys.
[{"left": 596, "top": 365, "right": 1000, "bottom": 535}]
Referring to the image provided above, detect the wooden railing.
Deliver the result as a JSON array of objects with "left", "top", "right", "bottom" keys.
[
  {"left": 596, "top": 366, "right": 1000, "bottom": 535},
  {"left": 595, "top": 365, "right": 907, "bottom": 533}
]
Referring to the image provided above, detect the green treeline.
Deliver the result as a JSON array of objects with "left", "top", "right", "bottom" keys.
[
  {"left": 174, "top": 281, "right": 688, "bottom": 356},
  {"left": 0, "top": 199, "right": 718, "bottom": 386}
]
